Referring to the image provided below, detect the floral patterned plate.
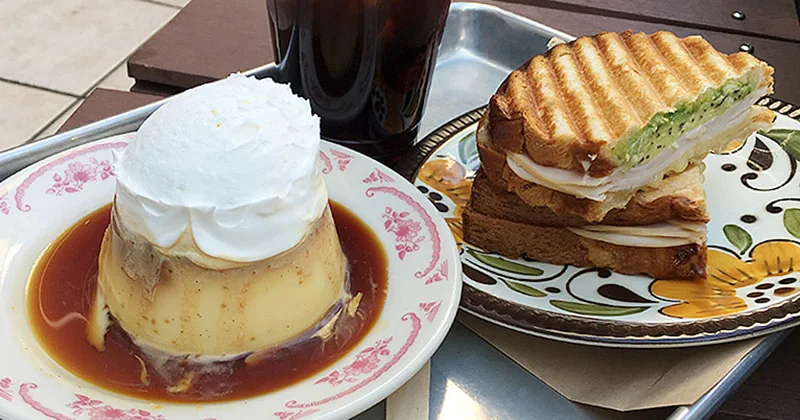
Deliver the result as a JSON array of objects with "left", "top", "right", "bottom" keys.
[
  {"left": 396, "top": 97, "right": 800, "bottom": 348},
  {"left": 0, "top": 134, "right": 461, "bottom": 419}
]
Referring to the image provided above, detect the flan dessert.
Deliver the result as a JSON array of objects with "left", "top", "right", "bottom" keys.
[{"left": 87, "top": 74, "right": 348, "bottom": 358}]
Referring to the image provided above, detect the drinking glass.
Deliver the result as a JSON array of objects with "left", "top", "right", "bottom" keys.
[{"left": 267, "top": 0, "right": 452, "bottom": 163}]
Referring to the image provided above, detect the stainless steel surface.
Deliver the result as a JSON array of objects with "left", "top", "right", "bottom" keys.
[
  {"left": 0, "top": 3, "right": 787, "bottom": 419},
  {"left": 428, "top": 322, "right": 677, "bottom": 420},
  {"left": 430, "top": 322, "right": 587, "bottom": 419},
  {"left": 418, "top": 3, "right": 573, "bottom": 138}
]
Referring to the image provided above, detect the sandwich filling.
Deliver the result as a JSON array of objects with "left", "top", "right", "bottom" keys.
[
  {"left": 612, "top": 78, "right": 754, "bottom": 168},
  {"left": 566, "top": 220, "right": 706, "bottom": 248},
  {"left": 505, "top": 83, "right": 770, "bottom": 201}
]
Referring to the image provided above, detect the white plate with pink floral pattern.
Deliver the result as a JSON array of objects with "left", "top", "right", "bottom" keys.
[{"left": 0, "top": 133, "right": 461, "bottom": 420}]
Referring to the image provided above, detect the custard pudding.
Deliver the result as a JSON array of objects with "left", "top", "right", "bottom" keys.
[{"left": 88, "top": 74, "right": 348, "bottom": 358}]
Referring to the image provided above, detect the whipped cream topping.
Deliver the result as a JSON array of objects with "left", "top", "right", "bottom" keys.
[
  {"left": 567, "top": 221, "right": 707, "bottom": 248},
  {"left": 114, "top": 73, "right": 327, "bottom": 264},
  {"left": 505, "top": 88, "right": 768, "bottom": 201}
]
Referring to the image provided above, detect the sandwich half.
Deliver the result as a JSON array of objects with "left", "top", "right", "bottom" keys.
[
  {"left": 483, "top": 30, "right": 774, "bottom": 222},
  {"left": 463, "top": 165, "right": 709, "bottom": 279}
]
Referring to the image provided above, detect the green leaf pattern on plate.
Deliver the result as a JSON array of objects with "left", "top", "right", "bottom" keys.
[
  {"left": 723, "top": 224, "right": 752, "bottom": 255},
  {"left": 784, "top": 208, "right": 800, "bottom": 239},
  {"left": 466, "top": 249, "right": 544, "bottom": 276},
  {"left": 414, "top": 101, "right": 800, "bottom": 346},
  {"left": 503, "top": 280, "right": 546, "bottom": 297},
  {"left": 550, "top": 300, "right": 647, "bottom": 317},
  {"left": 760, "top": 129, "right": 800, "bottom": 161},
  {"left": 458, "top": 132, "right": 480, "bottom": 171}
]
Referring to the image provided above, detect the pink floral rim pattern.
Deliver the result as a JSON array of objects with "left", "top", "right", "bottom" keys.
[
  {"left": 315, "top": 337, "right": 394, "bottom": 387},
  {"left": 362, "top": 168, "right": 395, "bottom": 184},
  {"left": 0, "top": 193, "right": 10, "bottom": 216},
  {"left": 319, "top": 152, "right": 332, "bottom": 174},
  {"left": 46, "top": 159, "right": 114, "bottom": 196},
  {"left": 419, "top": 301, "right": 443, "bottom": 323},
  {"left": 275, "top": 312, "right": 422, "bottom": 418},
  {"left": 8, "top": 381, "right": 220, "bottom": 420},
  {"left": 365, "top": 186, "right": 442, "bottom": 280},
  {"left": 329, "top": 150, "right": 354, "bottom": 172},
  {"left": 0, "top": 377, "right": 12, "bottom": 402},
  {"left": 0, "top": 141, "right": 454, "bottom": 420},
  {"left": 318, "top": 150, "right": 354, "bottom": 175},
  {"left": 382, "top": 208, "right": 425, "bottom": 261},
  {"left": 424, "top": 261, "right": 449, "bottom": 285},
  {"left": 14, "top": 142, "right": 127, "bottom": 212}
]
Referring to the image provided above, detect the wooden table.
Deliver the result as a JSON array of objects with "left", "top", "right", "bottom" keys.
[
  {"left": 83, "top": 1, "right": 800, "bottom": 418},
  {"left": 126, "top": 0, "right": 800, "bottom": 102}
]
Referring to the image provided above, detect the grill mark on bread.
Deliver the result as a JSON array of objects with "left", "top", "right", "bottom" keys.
[
  {"left": 622, "top": 31, "right": 689, "bottom": 107},
  {"left": 609, "top": 32, "right": 667, "bottom": 116},
  {"left": 651, "top": 31, "right": 713, "bottom": 97},
  {"left": 594, "top": 33, "right": 662, "bottom": 123},
  {"left": 726, "top": 53, "right": 752, "bottom": 75},
  {"left": 517, "top": 66, "right": 548, "bottom": 155},
  {"left": 523, "top": 55, "right": 581, "bottom": 165},
  {"left": 486, "top": 31, "right": 773, "bottom": 174},
  {"left": 572, "top": 37, "right": 640, "bottom": 143},
  {"left": 726, "top": 52, "right": 774, "bottom": 91},
  {"left": 533, "top": 54, "right": 580, "bottom": 143},
  {"left": 548, "top": 43, "right": 611, "bottom": 162},
  {"left": 682, "top": 36, "right": 737, "bottom": 85},
  {"left": 591, "top": 33, "right": 666, "bottom": 126},
  {"left": 727, "top": 53, "right": 763, "bottom": 80}
]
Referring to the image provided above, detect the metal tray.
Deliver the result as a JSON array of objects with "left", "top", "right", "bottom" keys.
[{"left": 0, "top": 3, "right": 788, "bottom": 419}]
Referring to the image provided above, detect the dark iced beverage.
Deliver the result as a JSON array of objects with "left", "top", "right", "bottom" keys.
[{"left": 267, "top": 0, "right": 451, "bottom": 164}]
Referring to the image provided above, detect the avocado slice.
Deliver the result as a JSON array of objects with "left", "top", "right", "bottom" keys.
[{"left": 611, "top": 78, "right": 755, "bottom": 168}]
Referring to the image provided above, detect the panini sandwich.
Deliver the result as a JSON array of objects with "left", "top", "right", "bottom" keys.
[
  {"left": 463, "top": 31, "right": 776, "bottom": 279},
  {"left": 481, "top": 31, "right": 774, "bottom": 222}
]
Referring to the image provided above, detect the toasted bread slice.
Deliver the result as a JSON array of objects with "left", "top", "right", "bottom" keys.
[
  {"left": 463, "top": 166, "right": 709, "bottom": 279},
  {"left": 470, "top": 167, "right": 707, "bottom": 227},
  {"left": 462, "top": 207, "right": 706, "bottom": 279},
  {"left": 489, "top": 31, "right": 773, "bottom": 177},
  {"left": 479, "top": 105, "right": 773, "bottom": 221}
]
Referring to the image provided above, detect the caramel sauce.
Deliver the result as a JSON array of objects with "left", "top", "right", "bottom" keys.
[{"left": 26, "top": 201, "right": 387, "bottom": 402}]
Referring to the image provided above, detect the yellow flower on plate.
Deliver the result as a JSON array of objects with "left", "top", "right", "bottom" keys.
[
  {"left": 418, "top": 157, "right": 472, "bottom": 206},
  {"left": 417, "top": 157, "right": 473, "bottom": 247},
  {"left": 652, "top": 241, "right": 800, "bottom": 319}
]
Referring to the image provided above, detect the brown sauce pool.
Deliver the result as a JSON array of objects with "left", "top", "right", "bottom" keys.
[{"left": 26, "top": 201, "right": 387, "bottom": 402}]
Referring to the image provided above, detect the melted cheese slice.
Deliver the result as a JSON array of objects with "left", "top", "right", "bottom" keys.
[
  {"left": 505, "top": 88, "right": 767, "bottom": 202},
  {"left": 566, "top": 221, "right": 706, "bottom": 248},
  {"left": 507, "top": 153, "right": 611, "bottom": 201}
]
